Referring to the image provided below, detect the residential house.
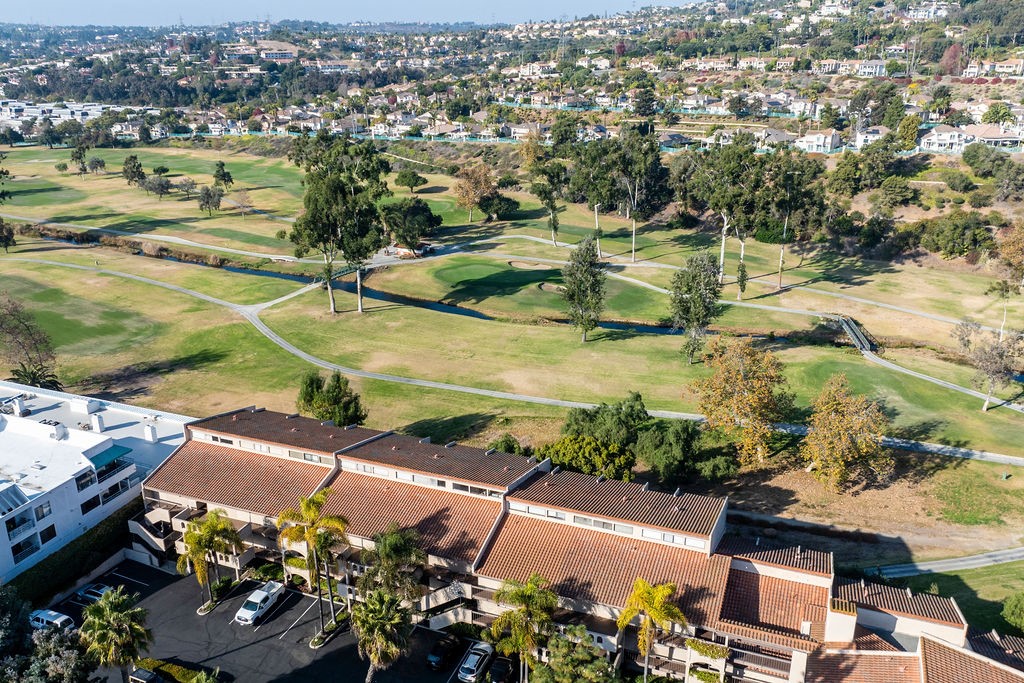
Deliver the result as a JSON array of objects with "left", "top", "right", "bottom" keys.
[
  {"left": 795, "top": 128, "right": 843, "bottom": 153},
  {"left": 854, "top": 125, "right": 890, "bottom": 149},
  {"left": 962, "top": 123, "right": 1023, "bottom": 149},
  {"left": 919, "top": 124, "right": 970, "bottom": 153}
]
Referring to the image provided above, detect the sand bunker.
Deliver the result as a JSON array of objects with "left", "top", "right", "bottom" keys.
[
  {"left": 508, "top": 260, "right": 553, "bottom": 270},
  {"left": 538, "top": 283, "right": 565, "bottom": 294}
]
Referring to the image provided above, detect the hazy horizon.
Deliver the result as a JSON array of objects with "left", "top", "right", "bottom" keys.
[{"left": 4, "top": 0, "right": 653, "bottom": 28}]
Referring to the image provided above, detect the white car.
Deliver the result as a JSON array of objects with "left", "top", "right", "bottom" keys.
[
  {"left": 75, "top": 583, "right": 113, "bottom": 604},
  {"left": 29, "top": 609, "right": 74, "bottom": 631},
  {"left": 234, "top": 581, "right": 285, "bottom": 625}
]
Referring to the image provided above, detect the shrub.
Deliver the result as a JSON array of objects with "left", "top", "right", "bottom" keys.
[
  {"left": 252, "top": 562, "right": 285, "bottom": 582},
  {"left": 285, "top": 556, "right": 308, "bottom": 570},
  {"left": 136, "top": 658, "right": 210, "bottom": 683},
  {"left": 940, "top": 170, "right": 975, "bottom": 193},
  {"left": 1004, "top": 592, "right": 1024, "bottom": 631},
  {"left": 967, "top": 190, "right": 993, "bottom": 208}
]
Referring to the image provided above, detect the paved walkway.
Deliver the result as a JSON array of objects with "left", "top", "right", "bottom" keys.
[
  {"left": 2, "top": 257, "right": 1019, "bottom": 466},
  {"left": 878, "top": 546, "right": 1024, "bottom": 578}
]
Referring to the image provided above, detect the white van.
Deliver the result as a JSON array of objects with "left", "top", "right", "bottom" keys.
[{"left": 29, "top": 609, "right": 74, "bottom": 631}]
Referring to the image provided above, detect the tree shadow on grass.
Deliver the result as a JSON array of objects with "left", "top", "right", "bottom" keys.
[
  {"left": 415, "top": 185, "right": 447, "bottom": 194},
  {"left": 72, "top": 349, "right": 229, "bottom": 402},
  {"left": 400, "top": 412, "right": 497, "bottom": 444},
  {"left": 10, "top": 186, "right": 68, "bottom": 198},
  {"left": 443, "top": 268, "right": 558, "bottom": 305}
]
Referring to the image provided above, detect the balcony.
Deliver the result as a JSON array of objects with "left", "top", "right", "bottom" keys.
[
  {"left": 6, "top": 516, "right": 35, "bottom": 542},
  {"left": 13, "top": 542, "right": 40, "bottom": 564},
  {"left": 129, "top": 514, "right": 180, "bottom": 552},
  {"left": 96, "top": 458, "right": 134, "bottom": 484}
]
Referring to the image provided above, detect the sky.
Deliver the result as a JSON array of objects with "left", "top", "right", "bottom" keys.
[{"left": 6, "top": 0, "right": 648, "bottom": 28}]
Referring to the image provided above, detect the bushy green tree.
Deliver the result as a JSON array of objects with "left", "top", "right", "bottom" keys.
[
  {"left": 962, "top": 143, "right": 1009, "bottom": 178},
  {"left": 561, "top": 236, "right": 606, "bottom": 342},
  {"left": 478, "top": 192, "right": 520, "bottom": 220},
  {"left": 381, "top": 197, "right": 441, "bottom": 250},
  {"left": 297, "top": 369, "right": 368, "bottom": 426},
  {"left": 532, "top": 625, "right": 618, "bottom": 683},
  {"left": 539, "top": 435, "right": 635, "bottom": 481},
  {"left": 563, "top": 392, "right": 649, "bottom": 450},
  {"left": 121, "top": 155, "right": 145, "bottom": 186},
  {"left": 394, "top": 169, "right": 427, "bottom": 194},
  {"left": 828, "top": 151, "right": 862, "bottom": 197},
  {"left": 1004, "top": 592, "right": 1024, "bottom": 631},
  {"left": 669, "top": 250, "right": 722, "bottom": 363}
]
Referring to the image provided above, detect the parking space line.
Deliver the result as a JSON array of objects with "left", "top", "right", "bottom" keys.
[
  {"left": 278, "top": 594, "right": 320, "bottom": 640},
  {"left": 109, "top": 571, "right": 148, "bottom": 586},
  {"left": 254, "top": 594, "right": 293, "bottom": 632}
]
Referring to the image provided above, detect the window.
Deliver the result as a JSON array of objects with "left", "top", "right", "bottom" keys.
[
  {"left": 509, "top": 502, "right": 527, "bottom": 512},
  {"left": 303, "top": 453, "right": 318, "bottom": 462},
  {"left": 573, "top": 515, "right": 592, "bottom": 527},
  {"left": 34, "top": 502, "right": 52, "bottom": 521},
  {"left": 75, "top": 471, "right": 96, "bottom": 492},
  {"left": 684, "top": 537, "right": 706, "bottom": 550},
  {"left": 211, "top": 436, "right": 234, "bottom": 445},
  {"left": 80, "top": 496, "right": 100, "bottom": 515},
  {"left": 547, "top": 509, "right": 566, "bottom": 521},
  {"left": 253, "top": 443, "right": 270, "bottom": 453},
  {"left": 642, "top": 528, "right": 661, "bottom": 541},
  {"left": 452, "top": 483, "right": 469, "bottom": 493},
  {"left": 396, "top": 471, "right": 414, "bottom": 482},
  {"left": 613, "top": 523, "right": 634, "bottom": 535},
  {"left": 436, "top": 479, "right": 446, "bottom": 488},
  {"left": 39, "top": 525, "right": 56, "bottom": 544},
  {"left": 574, "top": 515, "right": 630, "bottom": 535}
]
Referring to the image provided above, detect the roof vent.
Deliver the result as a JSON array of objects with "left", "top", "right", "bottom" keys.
[
  {"left": 621, "top": 495, "right": 629, "bottom": 502},
  {"left": 543, "top": 481, "right": 550, "bottom": 487},
  {"left": 755, "top": 537, "right": 761, "bottom": 546},
  {"left": 321, "top": 420, "right": 335, "bottom": 427},
  {"left": 328, "top": 434, "right": 334, "bottom": 439},
  {"left": 444, "top": 441, "right": 456, "bottom": 448},
  {"left": 673, "top": 487, "right": 681, "bottom": 497},
  {"left": 232, "top": 414, "right": 238, "bottom": 421},
  {"left": 286, "top": 413, "right": 299, "bottom": 419},
  {"left": 433, "top": 453, "right": 443, "bottom": 459},
  {"left": 345, "top": 424, "right": 358, "bottom": 430},
  {"left": 252, "top": 407, "right": 265, "bottom": 413},
  {"left": 291, "top": 427, "right": 299, "bottom": 432},
  {"left": 484, "top": 448, "right": 496, "bottom": 456},
  {"left": 419, "top": 437, "right": 432, "bottom": 444},
  {"left": 31, "top": 462, "right": 45, "bottom": 470},
  {"left": 502, "top": 466, "right": 510, "bottom": 472},
  {"left": 392, "top": 445, "right": 398, "bottom": 451},
  {"left": 673, "top": 505, "right": 681, "bottom": 512},
  {"left": 551, "top": 466, "right": 561, "bottom": 475},
  {"left": 796, "top": 546, "right": 802, "bottom": 557},
  {"left": 596, "top": 475, "right": 605, "bottom": 483},
  {"left": 906, "top": 587, "right": 913, "bottom": 597},
  {"left": 642, "top": 482, "right": 649, "bottom": 491}
]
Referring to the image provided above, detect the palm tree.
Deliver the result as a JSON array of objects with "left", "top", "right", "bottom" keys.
[
  {"left": 176, "top": 510, "right": 243, "bottom": 607},
  {"left": 8, "top": 362, "right": 62, "bottom": 390},
  {"left": 203, "top": 510, "right": 244, "bottom": 585},
  {"left": 277, "top": 487, "right": 350, "bottom": 634},
  {"left": 176, "top": 520, "right": 214, "bottom": 607},
  {"left": 616, "top": 577, "right": 686, "bottom": 683},
  {"left": 358, "top": 522, "right": 426, "bottom": 600},
  {"left": 79, "top": 586, "right": 153, "bottom": 683},
  {"left": 351, "top": 589, "right": 412, "bottom": 683},
  {"left": 490, "top": 573, "right": 558, "bottom": 683}
]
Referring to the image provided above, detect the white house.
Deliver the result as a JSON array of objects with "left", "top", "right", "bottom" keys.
[
  {"left": 0, "top": 382, "right": 188, "bottom": 582},
  {"left": 919, "top": 124, "right": 971, "bottom": 153},
  {"left": 854, "top": 125, "right": 890, "bottom": 149},
  {"left": 795, "top": 128, "right": 843, "bottom": 153}
]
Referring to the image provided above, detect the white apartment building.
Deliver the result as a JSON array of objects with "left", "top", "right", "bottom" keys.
[{"left": 0, "top": 382, "right": 188, "bottom": 582}]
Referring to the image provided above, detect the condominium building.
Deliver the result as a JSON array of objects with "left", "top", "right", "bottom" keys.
[
  {"left": 0, "top": 381, "right": 188, "bottom": 582},
  {"left": 137, "top": 407, "right": 1024, "bottom": 683}
]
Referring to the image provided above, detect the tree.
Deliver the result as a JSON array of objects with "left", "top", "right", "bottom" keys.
[
  {"left": 177, "top": 177, "right": 197, "bottom": 199},
  {"left": 532, "top": 625, "right": 617, "bottom": 683},
  {"left": 563, "top": 392, "right": 650, "bottom": 450},
  {"left": 669, "top": 251, "right": 723, "bottom": 363},
  {"left": 197, "top": 185, "right": 223, "bottom": 216},
  {"left": 8, "top": 362, "right": 63, "bottom": 390},
  {"left": 561, "top": 236, "right": 606, "bottom": 342},
  {"left": 611, "top": 124, "right": 670, "bottom": 262},
  {"left": 982, "top": 101, "right": 1015, "bottom": 125},
  {"left": 69, "top": 145, "right": 89, "bottom": 176},
  {"left": 632, "top": 88, "right": 657, "bottom": 117},
  {"left": 616, "top": 578, "right": 685, "bottom": 683},
  {"left": 175, "top": 510, "right": 241, "bottom": 608},
  {"left": 1003, "top": 592, "right": 1024, "bottom": 631},
  {"left": 0, "top": 220, "right": 15, "bottom": 253},
  {"left": 381, "top": 197, "right": 442, "bottom": 250},
  {"left": 819, "top": 103, "right": 840, "bottom": 130},
  {"left": 938, "top": 43, "right": 963, "bottom": 75},
  {"left": 394, "top": 169, "right": 427, "bottom": 194},
  {"left": 277, "top": 488, "right": 350, "bottom": 635},
  {"left": 233, "top": 189, "right": 253, "bottom": 219},
  {"left": 79, "top": 587, "right": 152, "bottom": 683},
  {"left": 358, "top": 522, "right": 426, "bottom": 600},
  {"left": 121, "top": 155, "right": 145, "bottom": 187},
  {"left": 962, "top": 143, "right": 1009, "bottom": 178},
  {"left": 0, "top": 293, "right": 57, "bottom": 379},
  {"left": 0, "top": 584, "right": 31, "bottom": 660},
  {"left": 175, "top": 519, "right": 214, "bottom": 608},
  {"left": 478, "top": 192, "right": 520, "bottom": 221},
  {"left": 953, "top": 320, "right": 1023, "bottom": 411},
  {"left": 490, "top": 573, "right": 558, "bottom": 683},
  {"left": 801, "top": 374, "right": 892, "bottom": 492},
  {"left": 727, "top": 93, "right": 749, "bottom": 118},
  {"left": 735, "top": 262, "right": 748, "bottom": 301},
  {"left": 212, "top": 161, "right": 234, "bottom": 189},
  {"left": 539, "top": 435, "right": 634, "bottom": 481},
  {"left": 144, "top": 176, "right": 172, "bottom": 200},
  {"left": 86, "top": 157, "right": 105, "bottom": 174},
  {"left": 518, "top": 131, "right": 546, "bottom": 176},
  {"left": 896, "top": 114, "right": 921, "bottom": 151},
  {"left": 151, "top": 165, "right": 169, "bottom": 177},
  {"left": 1000, "top": 222, "right": 1024, "bottom": 286},
  {"left": 531, "top": 178, "right": 561, "bottom": 246},
  {"left": 22, "top": 627, "right": 92, "bottom": 683},
  {"left": 987, "top": 280, "right": 1021, "bottom": 340},
  {"left": 290, "top": 138, "right": 389, "bottom": 314},
  {"left": 878, "top": 175, "right": 916, "bottom": 208},
  {"left": 859, "top": 135, "right": 897, "bottom": 190},
  {"left": 693, "top": 337, "right": 793, "bottom": 464},
  {"left": 351, "top": 589, "right": 412, "bottom": 683},
  {"left": 454, "top": 165, "right": 495, "bottom": 223},
  {"left": 995, "top": 162, "right": 1024, "bottom": 203}
]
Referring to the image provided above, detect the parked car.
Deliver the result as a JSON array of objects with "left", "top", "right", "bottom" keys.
[
  {"left": 234, "top": 580, "right": 285, "bottom": 625},
  {"left": 489, "top": 656, "right": 517, "bottom": 683},
  {"left": 489, "top": 655, "right": 520, "bottom": 683},
  {"left": 457, "top": 642, "right": 495, "bottom": 683},
  {"left": 426, "top": 634, "right": 463, "bottom": 670},
  {"left": 128, "top": 668, "right": 163, "bottom": 683},
  {"left": 75, "top": 583, "right": 113, "bottom": 604},
  {"left": 29, "top": 609, "right": 74, "bottom": 631}
]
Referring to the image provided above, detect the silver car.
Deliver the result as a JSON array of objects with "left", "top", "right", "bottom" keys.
[{"left": 457, "top": 642, "right": 495, "bottom": 683}]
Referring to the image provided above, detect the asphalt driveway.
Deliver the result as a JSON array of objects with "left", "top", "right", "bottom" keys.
[{"left": 76, "top": 561, "right": 465, "bottom": 682}]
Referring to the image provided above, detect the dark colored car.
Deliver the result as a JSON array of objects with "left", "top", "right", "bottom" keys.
[
  {"left": 489, "top": 656, "right": 517, "bottom": 683},
  {"left": 457, "top": 642, "right": 495, "bottom": 683},
  {"left": 426, "top": 634, "right": 463, "bottom": 670}
]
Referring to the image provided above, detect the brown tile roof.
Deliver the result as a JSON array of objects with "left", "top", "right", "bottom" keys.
[
  {"left": 344, "top": 433, "right": 536, "bottom": 488},
  {"left": 717, "top": 535, "right": 833, "bottom": 577},
  {"left": 717, "top": 617, "right": 821, "bottom": 653},
  {"left": 834, "top": 579, "right": 965, "bottom": 627},
  {"left": 806, "top": 651, "right": 922, "bottom": 683},
  {"left": 968, "top": 628, "right": 1024, "bottom": 673},
  {"left": 190, "top": 408, "right": 383, "bottom": 455},
  {"left": 476, "top": 513, "right": 730, "bottom": 624},
  {"left": 319, "top": 470, "right": 501, "bottom": 564},
  {"left": 851, "top": 626, "right": 901, "bottom": 652},
  {"left": 143, "top": 441, "right": 328, "bottom": 518},
  {"left": 509, "top": 469, "right": 726, "bottom": 538},
  {"left": 921, "top": 635, "right": 1024, "bottom": 683},
  {"left": 720, "top": 568, "right": 830, "bottom": 635}
]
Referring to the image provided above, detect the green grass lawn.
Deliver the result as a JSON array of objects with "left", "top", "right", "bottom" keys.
[{"left": 904, "top": 561, "right": 1024, "bottom": 634}]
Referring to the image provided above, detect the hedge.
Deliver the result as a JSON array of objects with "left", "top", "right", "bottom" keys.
[
  {"left": 136, "top": 658, "right": 210, "bottom": 683},
  {"left": 10, "top": 498, "right": 142, "bottom": 606}
]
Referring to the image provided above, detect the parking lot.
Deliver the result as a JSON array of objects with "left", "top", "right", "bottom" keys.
[{"left": 64, "top": 561, "right": 471, "bottom": 682}]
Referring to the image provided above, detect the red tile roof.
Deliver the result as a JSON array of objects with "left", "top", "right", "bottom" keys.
[
  {"left": 921, "top": 635, "right": 1024, "bottom": 683},
  {"left": 143, "top": 441, "right": 329, "bottom": 517},
  {"left": 476, "top": 513, "right": 731, "bottom": 624},
  {"left": 190, "top": 408, "right": 382, "bottom": 455},
  {"left": 968, "top": 628, "right": 1024, "bottom": 673},
  {"left": 319, "top": 469, "right": 501, "bottom": 564},
  {"left": 717, "top": 535, "right": 833, "bottom": 577},
  {"left": 834, "top": 579, "right": 965, "bottom": 627},
  {"left": 806, "top": 651, "right": 922, "bottom": 683},
  {"left": 720, "top": 568, "right": 830, "bottom": 635},
  {"left": 510, "top": 469, "right": 726, "bottom": 538},
  {"left": 343, "top": 433, "right": 536, "bottom": 488}
]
